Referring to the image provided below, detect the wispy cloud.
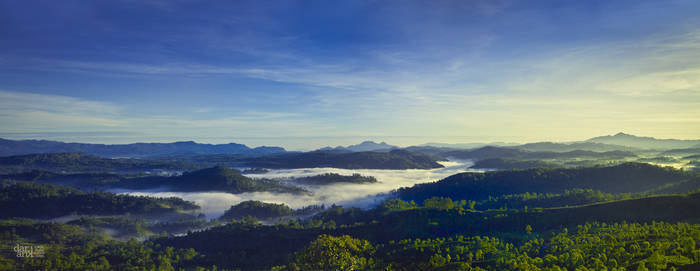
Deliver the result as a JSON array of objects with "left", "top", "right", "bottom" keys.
[
  {"left": 0, "top": 90, "right": 325, "bottom": 145},
  {"left": 1, "top": 0, "right": 699, "bottom": 145}
]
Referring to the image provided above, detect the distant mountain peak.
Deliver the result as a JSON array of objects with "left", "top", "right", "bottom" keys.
[
  {"left": 587, "top": 133, "right": 700, "bottom": 150},
  {"left": 317, "top": 140, "right": 398, "bottom": 152},
  {"left": 609, "top": 132, "right": 654, "bottom": 139},
  {"left": 359, "top": 140, "right": 388, "bottom": 145}
]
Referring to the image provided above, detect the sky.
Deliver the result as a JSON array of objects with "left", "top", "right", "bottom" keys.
[{"left": 1, "top": 0, "right": 699, "bottom": 150}]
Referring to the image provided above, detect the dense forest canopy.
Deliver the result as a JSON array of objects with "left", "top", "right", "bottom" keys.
[
  {"left": 0, "top": 152, "right": 198, "bottom": 173},
  {"left": 290, "top": 173, "right": 378, "bottom": 185},
  {"left": 243, "top": 149, "right": 444, "bottom": 169},
  {"left": 116, "top": 165, "right": 308, "bottom": 194},
  {"left": 398, "top": 162, "right": 693, "bottom": 203},
  {"left": 220, "top": 200, "right": 295, "bottom": 220},
  {"left": 0, "top": 181, "right": 198, "bottom": 219}
]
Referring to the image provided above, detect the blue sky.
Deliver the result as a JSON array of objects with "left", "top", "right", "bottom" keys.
[{"left": 1, "top": 0, "right": 699, "bottom": 150}]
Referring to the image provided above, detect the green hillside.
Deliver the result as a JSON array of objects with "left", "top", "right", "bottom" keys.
[
  {"left": 398, "top": 162, "right": 692, "bottom": 203},
  {"left": 119, "top": 166, "right": 308, "bottom": 194},
  {"left": 0, "top": 181, "right": 198, "bottom": 219}
]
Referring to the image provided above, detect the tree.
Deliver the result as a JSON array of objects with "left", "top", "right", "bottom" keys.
[
  {"left": 423, "top": 197, "right": 454, "bottom": 210},
  {"left": 290, "top": 235, "right": 375, "bottom": 271}
]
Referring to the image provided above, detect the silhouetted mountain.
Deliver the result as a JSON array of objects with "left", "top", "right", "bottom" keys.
[
  {"left": 587, "top": 132, "right": 700, "bottom": 150},
  {"left": 346, "top": 141, "right": 397, "bottom": 152},
  {"left": 119, "top": 166, "right": 307, "bottom": 194},
  {"left": 318, "top": 141, "right": 398, "bottom": 152},
  {"left": 0, "top": 138, "right": 285, "bottom": 157},
  {"left": 0, "top": 152, "right": 197, "bottom": 173}
]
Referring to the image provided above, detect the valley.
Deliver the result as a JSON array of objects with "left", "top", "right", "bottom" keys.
[{"left": 1, "top": 134, "right": 700, "bottom": 270}]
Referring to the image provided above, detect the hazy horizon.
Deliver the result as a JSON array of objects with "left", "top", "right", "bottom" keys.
[
  {"left": 0, "top": 134, "right": 521, "bottom": 151},
  {"left": 1, "top": 131, "right": 699, "bottom": 151}
]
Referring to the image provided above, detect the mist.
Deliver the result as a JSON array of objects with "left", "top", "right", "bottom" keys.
[{"left": 120, "top": 160, "right": 479, "bottom": 219}]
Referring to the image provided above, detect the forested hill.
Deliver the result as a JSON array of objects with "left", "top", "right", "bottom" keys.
[
  {"left": 0, "top": 181, "right": 198, "bottom": 219},
  {"left": 0, "top": 138, "right": 285, "bottom": 157},
  {"left": 220, "top": 200, "right": 294, "bottom": 220},
  {"left": 0, "top": 152, "right": 197, "bottom": 173},
  {"left": 118, "top": 166, "right": 307, "bottom": 194},
  {"left": 243, "top": 149, "right": 444, "bottom": 169},
  {"left": 469, "top": 158, "right": 556, "bottom": 170},
  {"left": 290, "top": 173, "right": 378, "bottom": 185},
  {"left": 0, "top": 170, "right": 124, "bottom": 191},
  {"left": 397, "top": 162, "right": 693, "bottom": 202},
  {"left": 444, "top": 146, "right": 636, "bottom": 160}
]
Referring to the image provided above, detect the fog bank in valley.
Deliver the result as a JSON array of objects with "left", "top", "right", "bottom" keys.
[{"left": 121, "top": 160, "right": 478, "bottom": 219}]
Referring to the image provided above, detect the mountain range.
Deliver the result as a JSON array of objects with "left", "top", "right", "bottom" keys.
[
  {"left": 586, "top": 132, "right": 700, "bottom": 150},
  {"left": 417, "top": 132, "right": 700, "bottom": 152},
  {"left": 317, "top": 140, "right": 398, "bottom": 152},
  {"left": 0, "top": 138, "right": 285, "bottom": 157},
  {"left": 421, "top": 142, "right": 520, "bottom": 149},
  {"left": 1, "top": 132, "right": 698, "bottom": 159}
]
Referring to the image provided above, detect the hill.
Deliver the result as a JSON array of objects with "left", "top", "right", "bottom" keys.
[
  {"left": 149, "top": 149, "right": 443, "bottom": 170},
  {"left": 469, "top": 158, "right": 556, "bottom": 170},
  {"left": 318, "top": 141, "right": 398, "bottom": 152},
  {"left": 445, "top": 146, "right": 636, "bottom": 160},
  {"left": 421, "top": 142, "right": 520, "bottom": 149},
  {"left": 397, "top": 162, "right": 691, "bottom": 203},
  {"left": 220, "top": 200, "right": 294, "bottom": 220},
  {"left": 0, "top": 181, "right": 199, "bottom": 219},
  {"left": 662, "top": 147, "right": 700, "bottom": 156},
  {"left": 243, "top": 149, "right": 443, "bottom": 169},
  {"left": 0, "top": 138, "right": 285, "bottom": 157},
  {"left": 445, "top": 146, "right": 525, "bottom": 160},
  {"left": 0, "top": 170, "right": 125, "bottom": 191},
  {"left": 515, "top": 141, "right": 639, "bottom": 152},
  {"left": 0, "top": 152, "right": 197, "bottom": 173},
  {"left": 587, "top": 132, "right": 700, "bottom": 150},
  {"left": 290, "top": 173, "right": 378, "bottom": 185},
  {"left": 118, "top": 166, "right": 307, "bottom": 194}
]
